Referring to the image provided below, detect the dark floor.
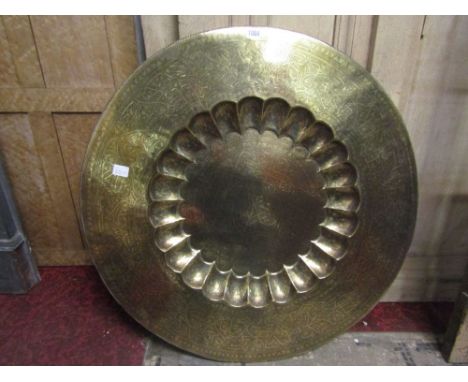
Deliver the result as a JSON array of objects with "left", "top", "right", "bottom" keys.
[{"left": 0, "top": 266, "right": 454, "bottom": 365}]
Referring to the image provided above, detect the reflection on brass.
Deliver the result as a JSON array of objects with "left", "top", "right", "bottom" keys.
[{"left": 81, "top": 27, "right": 417, "bottom": 362}]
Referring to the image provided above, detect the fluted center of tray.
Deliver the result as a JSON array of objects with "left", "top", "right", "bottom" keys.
[
  {"left": 148, "top": 97, "right": 360, "bottom": 308},
  {"left": 180, "top": 129, "right": 326, "bottom": 276}
]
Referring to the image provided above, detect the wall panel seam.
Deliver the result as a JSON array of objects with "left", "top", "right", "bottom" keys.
[
  {"left": 103, "top": 16, "right": 118, "bottom": 89},
  {"left": 27, "top": 16, "right": 46, "bottom": 87}
]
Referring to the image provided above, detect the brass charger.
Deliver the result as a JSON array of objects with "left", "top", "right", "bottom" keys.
[{"left": 81, "top": 27, "right": 417, "bottom": 362}]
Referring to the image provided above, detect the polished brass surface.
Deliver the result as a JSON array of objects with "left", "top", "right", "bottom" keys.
[{"left": 81, "top": 27, "right": 417, "bottom": 362}]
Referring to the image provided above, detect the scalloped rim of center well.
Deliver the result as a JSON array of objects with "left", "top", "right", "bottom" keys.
[{"left": 148, "top": 96, "right": 360, "bottom": 308}]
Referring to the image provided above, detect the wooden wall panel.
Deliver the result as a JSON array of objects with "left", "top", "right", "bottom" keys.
[
  {"left": 141, "top": 16, "right": 179, "bottom": 57},
  {"left": 0, "top": 15, "right": 138, "bottom": 266},
  {"left": 0, "top": 113, "right": 87, "bottom": 265},
  {"left": 381, "top": 16, "right": 468, "bottom": 301},
  {"left": 27, "top": 112, "right": 83, "bottom": 249},
  {"left": 0, "top": 114, "right": 59, "bottom": 247},
  {"left": 0, "top": 88, "right": 114, "bottom": 113},
  {"left": 30, "top": 16, "right": 114, "bottom": 88},
  {"left": 269, "top": 15, "right": 335, "bottom": 45},
  {"left": 382, "top": 255, "right": 468, "bottom": 301},
  {"left": 178, "top": 15, "right": 230, "bottom": 37},
  {"left": 0, "top": 18, "right": 19, "bottom": 88},
  {"left": 231, "top": 16, "right": 251, "bottom": 25},
  {"left": 105, "top": 16, "right": 138, "bottom": 87},
  {"left": 54, "top": 114, "right": 100, "bottom": 218},
  {"left": 2, "top": 16, "right": 44, "bottom": 88},
  {"left": 370, "top": 16, "right": 425, "bottom": 112},
  {"left": 333, "top": 15, "right": 376, "bottom": 68}
]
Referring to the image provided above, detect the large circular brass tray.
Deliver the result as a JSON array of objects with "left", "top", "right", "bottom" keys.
[{"left": 81, "top": 27, "right": 417, "bottom": 362}]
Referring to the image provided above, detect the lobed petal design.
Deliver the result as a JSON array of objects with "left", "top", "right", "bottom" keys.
[
  {"left": 238, "top": 97, "right": 263, "bottom": 132},
  {"left": 248, "top": 275, "right": 271, "bottom": 308},
  {"left": 148, "top": 97, "right": 360, "bottom": 308},
  {"left": 181, "top": 255, "right": 214, "bottom": 289},
  {"left": 284, "top": 261, "right": 316, "bottom": 293},
  {"left": 224, "top": 273, "right": 249, "bottom": 307},
  {"left": 267, "top": 271, "right": 292, "bottom": 304},
  {"left": 164, "top": 238, "right": 199, "bottom": 273},
  {"left": 260, "top": 98, "right": 290, "bottom": 134},
  {"left": 203, "top": 269, "right": 231, "bottom": 302}
]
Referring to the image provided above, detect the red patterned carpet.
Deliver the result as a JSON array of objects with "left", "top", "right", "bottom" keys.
[{"left": 0, "top": 266, "right": 454, "bottom": 365}]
